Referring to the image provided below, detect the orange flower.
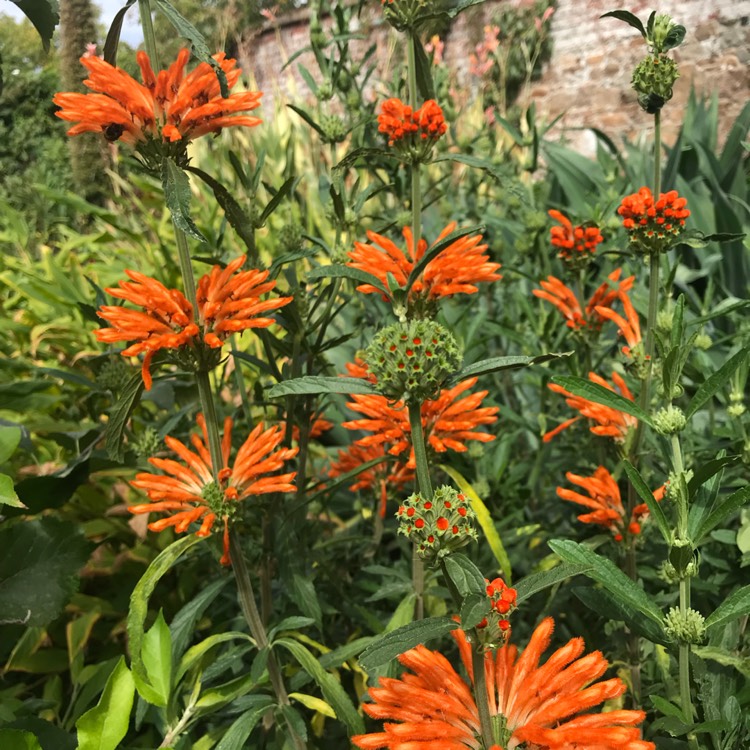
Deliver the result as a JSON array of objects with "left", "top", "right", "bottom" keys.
[
  {"left": 533, "top": 269, "right": 634, "bottom": 331},
  {"left": 95, "top": 271, "right": 199, "bottom": 390},
  {"left": 618, "top": 187, "right": 689, "bottom": 252},
  {"left": 53, "top": 49, "right": 262, "bottom": 148},
  {"left": 96, "top": 255, "right": 290, "bottom": 389},
  {"left": 558, "top": 466, "right": 664, "bottom": 542},
  {"left": 549, "top": 209, "right": 604, "bottom": 263},
  {"left": 329, "top": 443, "right": 414, "bottom": 518},
  {"left": 545, "top": 371, "right": 637, "bottom": 443},
  {"left": 348, "top": 222, "right": 500, "bottom": 305},
  {"left": 352, "top": 617, "right": 653, "bottom": 750},
  {"left": 291, "top": 417, "right": 334, "bottom": 444},
  {"left": 595, "top": 288, "right": 643, "bottom": 357},
  {"left": 377, "top": 97, "right": 447, "bottom": 147},
  {"left": 130, "top": 415, "right": 298, "bottom": 565}
]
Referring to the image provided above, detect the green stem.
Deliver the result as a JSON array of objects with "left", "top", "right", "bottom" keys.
[
  {"left": 472, "top": 645, "right": 495, "bottom": 748},
  {"left": 173, "top": 223, "right": 198, "bottom": 310},
  {"left": 229, "top": 531, "right": 306, "bottom": 750},
  {"left": 654, "top": 109, "right": 662, "bottom": 198},
  {"left": 407, "top": 35, "right": 422, "bottom": 268},
  {"left": 137, "top": 0, "right": 159, "bottom": 68},
  {"left": 679, "top": 578, "right": 695, "bottom": 725},
  {"left": 408, "top": 400, "right": 430, "bottom": 620}
]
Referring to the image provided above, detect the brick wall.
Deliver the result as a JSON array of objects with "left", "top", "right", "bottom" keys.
[{"left": 239, "top": 1, "right": 750, "bottom": 154}]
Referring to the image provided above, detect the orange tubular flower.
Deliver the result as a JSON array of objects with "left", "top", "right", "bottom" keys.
[
  {"left": 96, "top": 255, "right": 290, "bottom": 389},
  {"left": 558, "top": 466, "right": 664, "bottom": 542},
  {"left": 595, "top": 289, "right": 643, "bottom": 358},
  {"left": 545, "top": 371, "right": 637, "bottom": 443},
  {"left": 533, "top": 269, "right": 634, "bottom": 332},
  {"left": 618, "top": 187, "right": 689, "bottom": 253},
  {"left": 348, "top": 222, "right": 500, "bottom": 306},
  {"left": 352, "top": 617, "right": 654, "bottom": 750},
  {"left": 53, "top": 49, "right": 262, "bottom": 148},
  {"left": 130, "top": 415, "right": 298, "bottom": 565},
  {"left": 549, "top": 209, "right": 604, "bottom": 264},
  {"left": 95, "top": 271, "right": 199, "bottom": 390},
  {"left": 377, "top": 97, "right": 447, "bottom": 149}
]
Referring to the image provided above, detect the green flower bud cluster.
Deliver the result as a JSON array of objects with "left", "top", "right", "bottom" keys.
[
  {"left": 665, "top": 469, "right": 693, "bottom": 502},
  {"left": 397, "top": 485, "right": 478, "bottom": 562},
  {"left": 664, "top": 606, "right": 706, "bottom": 645},
  {"left": 656, "top": 307, "right": 673, "bottom": 333},
  {"left": 382, "top": 0, "right": 428, "bottom": 32},
  {"left": 693, "top": 331, "right": 712, "bottom": 351},
  {"left": 97, "top": 357, "right": 132, "bottom": 392},
  {"left": 653, "top": 405, "right": 687, "bottom": 435},
  {"left": 365, "top": 320, "right": 462, "bottom": 402},
  {"left": 632, "top": 54, "right": 679, "bottom": 113},
  {"left": 321, "top": 114, "right": 348, "bottom": 144},
  {"left": 659, "top": 558, "right": 698, "bottom": 583},
  {"left": 728, "top": 389, "right": 746, "bottom": 418},
  {"left": 317, "top": 78, "right": 334, "bottom": 101},
  {"left": 279, "top": 222, "right": 304, "bottom": 253},
  {"left": 133, "top": 427, "right": 161, "bottom": 459}
]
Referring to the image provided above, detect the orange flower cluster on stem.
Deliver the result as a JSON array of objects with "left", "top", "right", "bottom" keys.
[
  {"left": 129, "top": 415, "right": 298, "bottom": 565},
  {"left": 329, "top": 361, "right": 497, "bottom": 515},
  {"left": 352, "top": 617, "right": 654, "bottom": 750},
  {"left": 54, "top": 49, "right": 262, "bottom": 148},
  {"left": 545, "top": 371, "right": 637, "bottom": 444},
  {"left": 558, "top": 466, "right": 665, "bottom": 542},
  {"left": 377, "top": 98, "right": 447, "bottom": 147},
  {"left": 549, "top": 209, "right": 604, "bottom": 264},
  {"left": 348, "top": 222, "right": 500, "bottom": 307},
  {"left": 95, "top": 255, "right": 291, "bottom": 389},
  {"left": 533, "top": 269, "right": 635, "bottom": 332},
  {"left": 618, "top": 187, "right": 690, "bottom": 253}
]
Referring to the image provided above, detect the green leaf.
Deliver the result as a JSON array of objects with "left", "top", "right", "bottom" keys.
[
  {"left": 75, "top": 658, "right": 135, "bottom": 750},
  {"left": 693, "top": 646, "right": 750, "bottom": 677},
  {"left": 104, "top": 372, "right": 144, "bottom": 462},
  {"left": 0, "top": 474, "right": 25, "bottom": 509},
  {"left": 127, "top": 535, "right": 203, "bottom": 705},
  {"left": 460, "top": 592, "right": 489, "bottom": 629},
  {"left": 267, "top": 376, "right": 377, "bottom": 398},
  {"left": 549, "top": 539, "right": 663, "bottom": 624},
  {"left": 176, "top": 632, "right": 254, "bottom": 684},
  {"left": 0, "top": 519, "right": 92, "bottom": 627},
  {"left": 290, "top": 575, "right": 322, "bottom": 628},
  {"left": 185, "top": 166, "right": 256, "bottom": 253},
  {"left": 141, "top": 611, "right": 172, "bottom": 706},
  {"left": 195, "top": 673, "right": 257, "bottom": 710},
  {"left": 289, "top": 692, "right": 336, "bottom": 718},
  {"left": 442, "top": 553, "right": 486, "bottom": 598},
  {"left": 622, "top": 461, "right": 671, "bottom": 543},
  {"left": 287, "top": 104, "right": 326, "bottom": 137},
  {"left": 550, "top": 375, "right": 653, "bottom": 427},
  {"left": 0, "top": 729, "right": 43, "bottom": 750},
  {"left": 600, "top": 9, "right": 646, "bottom": 37},
  {"left": 405, "top": 225, "right": 484, "bottom": 297},
  {"left": 705, "top": 586, "right": 750, "bottom": 631},
  {"left": 515, "top": 562, "right": 591, "bottom": 604},
  {"left": 432, "top": 153, "right": 514, "bottom": 186},
  {"left": 214, "top": 699, "right": 273, "bottom": 750},
  {"left": 410, "top": 32, "right": 435, "bottom": 100},
  {"left": 679, "top": 229, "right": 746, "bottom": 248},
  {"left": 695, "top": 486, "right": 750, "bottom": 545},
  {"left": 441, "top": 466, "right": 512, "bottom": 581},
  {"left": 152, "top": 0, "right": 228, "bottom": 96},
  {"left": 170, "top": 578, "right": 227, "bottom": 662},
  {"left": 275, "top": 637, "right": 364, "bottom": 734},
  {"left": 687, "top": 455, "right": 739, "bottom": 498},
  {"left": 334, "top": 147, "right": 395, "bottom": 172},
  {"left": 103, "top": 0, "right": 137, "bottom": 65},
  {"left": 686, "top": 348, "right": 748, "bottom": 418},
  {"left": 651, "top": 695, "right": 686, "bottom": 719},
  {"left": 259, "top": 176, "right": 298, "bottom": 225},
  {"left": 450, "top": 352, "right": 571, "bottom": 386},
  {"left": 662, "top": 24, "right": 687, "bottom": 51},
  {"left": 0, "top": 425, "right": 22, "bottom": 463},
  {"left": 11, "top": 0, "right": 59, "bottom": 51},
  {"left": 161, "top": 157, "right": 206, "bottom": 242},
  {"left": 268, "top": 616, "right": 316, "bottom": 642},
  {"left": 358, "top": 616, "right": 459, "bottom": 672},
  {"left": 306, "top": 263, "right": 389, "bottom": 297}
]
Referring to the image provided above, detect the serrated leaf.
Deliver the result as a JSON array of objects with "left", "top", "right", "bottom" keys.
[
  {"left": 695, "top": 486, "right": 750, "bottom": 545},
  {"left": 267, "top": 376, "right": 377, "bottom": 398},
  {"left": 104, "top": 372, "right": 144, "bottom": 462},
  {"left": 622, "top": 461, "right": 671, "bottom": 543},
  {"left": 214, "top": 700, "right": 272, "bottom": 750},
  {"left": 152, "top": 0, "right": 228, "bottom": 95},
  {"left": 103, "top": 0, "right": 137, "bottom": 65},
  {"left": 0, "top": 519, "right": 92, "bottom": 627},
  {"left": 75, "top": 657, "right": 135, "bottom": 750},
  {"left": 0, "top": 474, "right": 25, "bottom": 509},
  {"left": 601, "top": 9, "right": 646, "bottom": 37},
  {"left": 515, "top": 562, "right": 591, "bottom": 604},
  {"left": 686, "top": 348, "right": 748, "bottom": 418},
  {"left": 440, "top": 465, "right": 511, "bottom": 581},
  {"left": 693, "top": 646, "right": 750, "bottom": 677},
  {"left": 442, "top": 554, "right": 486, "bottom": 598},
  {"left": 11, "top": 0, "right": 59, "bottom": 51},
  {"left": 275, "top": 638, "right": 364, "bottom": 734},
  {"left": 358, "top": 617, "right": 458, "bottom": 672},
  {"left": 450, "top": 352, "right": 570, "bottom": 386},
  {"left": 705, "top": 586, "right": 750, "bottom": 631},
  {"left": 550, "top": 375, "right": 652, "bottom": 427},
  {"left": 161, "top": 157, "right": 206, "bottom": 242},
  {"left": 127, "top": 535, "right": 203, "bottom": 705},
  {"left": 549, "top": 539, "right": 663, "bottom": 624},
  {"left": 334, "top": 147, "right": 395, "bottom": 172},
  {"left": 290, "top": 575, "right": 322, "bottom": 628}
]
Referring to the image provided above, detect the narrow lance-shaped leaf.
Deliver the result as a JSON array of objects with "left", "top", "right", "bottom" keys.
[
  {"left": 411, "top": 31, "right": 435, "bottom": 100},
  {"left": 694, "top": 485, "right": 750, "bottom": 545},
  {"left": 11, "top": 0, "right": 60, "bottom": 51},
  {"left": 622, "top": 461, "right": 671, "bottom": 544},
  {"left": 705, "top": 585, "right": 750, "bottom": 632},
  {"left": 600, "top": 10, "right": 646, "bottom": 37},
  {"left": 162, "top": 157, "right": 207, "bottom": 242},
  {"left": 103, "top": 0, "right": 137, "bottom": 65},
  {"left": 514, "top": 563, "right": 591, "bottom": 604},
  {"left": 686, "top": 347, "right": 748, "bottom": 418},
  {"left": 105, "top": 372, "right": 144, "bottom": 462},
  {"left": 306, "top": 264, "right": 390, "bottom": 297},
  {"left": 449, "top": 352, "right": 571, "bottom": 386},
  {"left": 267, "top": 376, "right": 377, "bottom": 399},
  {"left": 551, "top": 375, "right": 654, "bottom": 427}
]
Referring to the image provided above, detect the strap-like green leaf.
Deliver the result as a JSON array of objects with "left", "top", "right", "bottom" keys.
[
  {"left": 515, "top": 562, "right": 591, "bottom": 604},
  {"left": 449, "top": 352, "right": 570, "bottom": 385},
  {"left": 622, "top": 461, "right": 671, "bottom": 544},
  {"left": 267, "top": 376, "right": 377, "bottom": 399},
  {"left": 705, "top": 585, "right": 750, "bottom": 631},
  {"left": 686, "top": 348, "right": 748, "bottom": 418},
  {"left": 162, "top": 157, "right": 206, "bottom": 242}
]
